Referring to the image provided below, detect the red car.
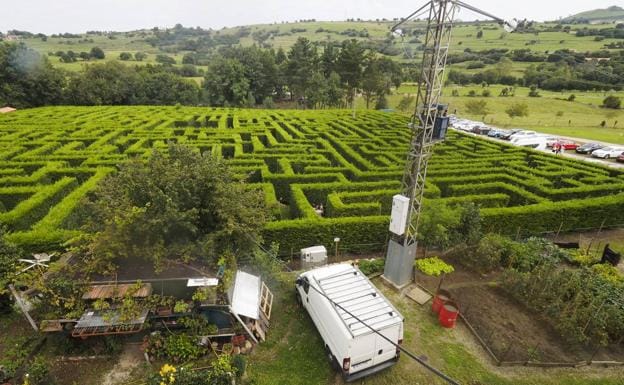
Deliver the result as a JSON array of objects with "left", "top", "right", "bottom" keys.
[
  {"left": 547, "top": 139, "right": 579, "bottom": 151},
  {"left": 617, "top": 152, "right": 624, "bottom": 163}
]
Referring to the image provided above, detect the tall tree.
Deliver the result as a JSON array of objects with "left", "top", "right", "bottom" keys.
[
  {"left": 80, "top": 144, "right": 268, "bottom": 269},
  {"left": 285, "top": 37, "right": 318, "bottom": 101},
  {"left": 203, "top": 57, "right": 250, "bottom": 106},
  {"left": 0, "top": 42, "right": 65, "bottom": 107},
  {"left": 336, "top": 39, "right": 366, "bottom": 107},
  {"left": 222, "top": 46, "right": 278, "bottom": 104}
]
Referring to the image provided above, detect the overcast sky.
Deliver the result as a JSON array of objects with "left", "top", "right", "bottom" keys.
[{"left": 2, "top": 0, "right": 622, "bottom": 34}]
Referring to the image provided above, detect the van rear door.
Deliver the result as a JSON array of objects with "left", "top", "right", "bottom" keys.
[
  {"left": 349, "top": 333, "right": 375, "bottom": 374},
  {"left": 373, "top": 325, "right": 400, "bottom": 366}
]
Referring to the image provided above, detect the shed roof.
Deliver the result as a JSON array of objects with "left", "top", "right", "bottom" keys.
[
  {"left": 229, "top": 270, "right": 261, "bottom": 320},
  {"left": 74, "top": 308, "right": 149, "bottom": 329},
  {"left": 82, "top": 283, "right": 153, "bottom": 300}
]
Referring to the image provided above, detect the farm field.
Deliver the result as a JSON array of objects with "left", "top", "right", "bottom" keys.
[
  {"left": 382, "top": 85, "right": 624, "bottom": 144},
  {"left": 1, "top": 107, "right": 624, "bottom": 253},
  {"left": 16, "top": 20, "right": 624, "bottom": 76}
]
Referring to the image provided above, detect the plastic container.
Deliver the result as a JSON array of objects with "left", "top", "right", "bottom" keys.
[
  {"left": 431, "top": 289, "right": 451, "bottom": 314},
  {"left": 438, "top": 300, "right": 460, "bottom": 328}
]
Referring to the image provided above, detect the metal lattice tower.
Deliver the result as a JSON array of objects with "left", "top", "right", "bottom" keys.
[
  {"left": 383, "top": 0, "right": 457, "bottom": 287},
  {"left": 403, "top": 1, "right": 456, "bottom": 246}
]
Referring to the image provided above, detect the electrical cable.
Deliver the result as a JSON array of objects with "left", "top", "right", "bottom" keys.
[{"left": 296, "top": 275, "right": 462, "bottom": 385}]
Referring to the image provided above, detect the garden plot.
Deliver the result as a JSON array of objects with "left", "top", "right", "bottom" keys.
[
  {"left": 0, "top": 106, "right": 624, "bottom": 252},
  {"left": 415, "top": 261, "right": 624, "bottom": 365}
]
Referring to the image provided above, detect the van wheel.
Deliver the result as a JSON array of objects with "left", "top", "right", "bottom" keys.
[
  {"left": 328, "top": 353, "right": 340, "bottom": 371},
  {"left": 295, "top": 291, "right": 302, "bottom": 306},
  {"left": 605, "top": 155, "right": 610, "bottom": 159}
]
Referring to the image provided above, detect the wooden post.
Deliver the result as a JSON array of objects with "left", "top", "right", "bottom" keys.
[
  {"left": 586, "top": 218, "right": 607, "bottom": 255},
  {"left": 554, "top": 221, "right": 564, "bottom": 242},
  {"left": 8, "top": 284, "right": 38, "bottom": 332}
]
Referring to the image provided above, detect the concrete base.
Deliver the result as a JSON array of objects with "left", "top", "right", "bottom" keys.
[
  {"left": 379, "top": 274, "right": 412, "bottom": 291},
  {"left": 383, "top": 239, "right": 417, "bottom": 287}
]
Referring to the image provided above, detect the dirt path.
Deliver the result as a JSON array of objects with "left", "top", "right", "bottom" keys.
[{"left": 101, "top": 344, "right": 144, "bottom": 385}]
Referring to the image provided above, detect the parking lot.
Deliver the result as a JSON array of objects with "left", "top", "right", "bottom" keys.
[{"left": 450, "top": 116, "right": 624, "bottom": 169}]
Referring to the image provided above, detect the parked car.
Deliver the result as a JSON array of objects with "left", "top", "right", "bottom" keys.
[
  {"left": 471, "top": 125, "right": 491, "bottom": 135},
  {"left": 547, "top": 139, "right": 579, "bottom": 150},
  {"left": 591, "top": 147, "right": 624, "bottom": 159},
  {"left": 500, "top": 129, "right": 523, "bottom": 140},
  {"left": 513, "top": 136, "right": 549, "bottom": 150},
  {"left": 295, "top": 264, "right": 404, "bottom": 382},
  {"left": 488, "top": 129, "right": 510, "bottom": 138},
  {"left": 509, "top": 130, "right": 537, "bottom": 142},
  {"left": 575, "top": 142, "right": 604, "bottom": 154},
  {"left": 617, "top": 152, "right": 624, "bottom": 163}
]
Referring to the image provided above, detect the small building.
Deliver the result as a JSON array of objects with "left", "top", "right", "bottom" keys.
[{"left": 0, "top": 107, "right": 17, "bottom": 114}]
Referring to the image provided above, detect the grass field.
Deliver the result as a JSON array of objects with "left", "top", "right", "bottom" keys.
[
  {"left": 248, "top": 273, "right": 624, "bottom": 385},
  {"left": 380, "top": 85, "right": 624, "bottom": 144}
]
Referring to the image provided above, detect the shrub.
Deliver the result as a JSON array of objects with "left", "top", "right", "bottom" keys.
[
  {"left": 414, "top": 257, "right": 454, "bottom": 276},
  {"left": 603, "top": 95, "right": 621, "bottom": 109},
  {"left": 358, "top": 259, "right": 385, "bottom": 275}
]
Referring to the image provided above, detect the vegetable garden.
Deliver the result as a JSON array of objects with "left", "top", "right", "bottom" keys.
[{"left": 1, "top": 106, "right": 624, "bottom": 253}]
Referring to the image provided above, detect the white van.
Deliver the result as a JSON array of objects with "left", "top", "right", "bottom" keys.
[{"left": 295, "top": 264, "right": 404, "bottom": 382}]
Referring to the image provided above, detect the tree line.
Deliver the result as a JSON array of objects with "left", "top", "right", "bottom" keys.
[
  {"left": 0, "top": 38, "right": 404, "bottom": 109},
  {"left": 448, "top": 48, "right": 624, "bottom": 92}
]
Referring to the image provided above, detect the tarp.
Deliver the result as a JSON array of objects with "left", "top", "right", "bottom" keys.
[{"left": 229, "top": 271, "right": 261, "bottom": 320}]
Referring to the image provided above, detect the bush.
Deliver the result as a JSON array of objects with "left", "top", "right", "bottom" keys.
[
  {"left": 465, "top": 233, "right": 509, "bottom": 273},
  {"left": 231, "top": 354, "right": 246, "bottom": 377},
  {"left": 358, "top": 259, "right": 385, "bottom": 275},
  {"left": 603, "top": 95, "right": 621, "bottom": 109},
  {"left": 414, "top": 257, "right": 454, "bottom": 276},
  {"left": 464, "top": 99, "right": 489, "bottom": 115}
]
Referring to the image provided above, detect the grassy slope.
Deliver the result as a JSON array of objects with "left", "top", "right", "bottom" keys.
[
  {"left": 18, "top": 19, "right": 624, "bottom": 73},
  {"left": 249, "top": 273, "right": 624, "bottom": 385},
  {"left": 562, "top": 6, "right": 624, "bottom": 23},
  {"left": 373, "top": 84, "right": 624, "bottom": 144}
]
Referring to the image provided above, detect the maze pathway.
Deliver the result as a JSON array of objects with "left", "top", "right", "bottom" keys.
[{"left": 1, "top": 106, "right": 623, "bottom": 252}]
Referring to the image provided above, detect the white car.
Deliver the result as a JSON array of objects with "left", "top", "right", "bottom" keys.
[
  {"left": 591, "top": 147, "right": 624, "bottom": 159},
  {"left": 509, "top": 131, "right": 537, "bottom": 142},
  {"left": 513, "top": 136, "right": 549, "bottom": 150}
]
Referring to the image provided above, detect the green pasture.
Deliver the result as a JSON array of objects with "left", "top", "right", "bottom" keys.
[
  {"left": 17, "top": 19, "right": 624, "bottom": 76},
  {"left": 384, "top": 84, "right": 624, "bottom": 144}
]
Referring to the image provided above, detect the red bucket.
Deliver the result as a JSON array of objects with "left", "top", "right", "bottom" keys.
[
  {"left": 431, "top": 289, "right": 451, "bottom": 314},
  {"left": 439, "top": 301, "right": 460, "bottom": 328}
]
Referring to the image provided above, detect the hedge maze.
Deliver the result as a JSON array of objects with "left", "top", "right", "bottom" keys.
[{"left": 1, "top": 106, "right": 624, "bottom": 252}]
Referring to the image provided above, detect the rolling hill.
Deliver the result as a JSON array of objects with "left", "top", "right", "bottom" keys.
[{"left": 561, "top": 5, "right": 624, "bottom": 24}]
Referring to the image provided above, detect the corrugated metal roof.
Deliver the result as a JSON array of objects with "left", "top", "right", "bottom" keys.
[
  {"left": 314, "top": 264, "right": 402, "bottom": 337},
  {"left": 74, "top": 308, "right": 149, "bottom": 329}
]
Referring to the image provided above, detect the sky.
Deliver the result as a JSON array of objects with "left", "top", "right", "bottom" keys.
[{"left": 1, "top": 0, "right": 622, "bottom": 34}]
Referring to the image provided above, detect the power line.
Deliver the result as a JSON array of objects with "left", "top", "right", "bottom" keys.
[{"left": 297, "top": 275, "right": 462, "bottom": 385}]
